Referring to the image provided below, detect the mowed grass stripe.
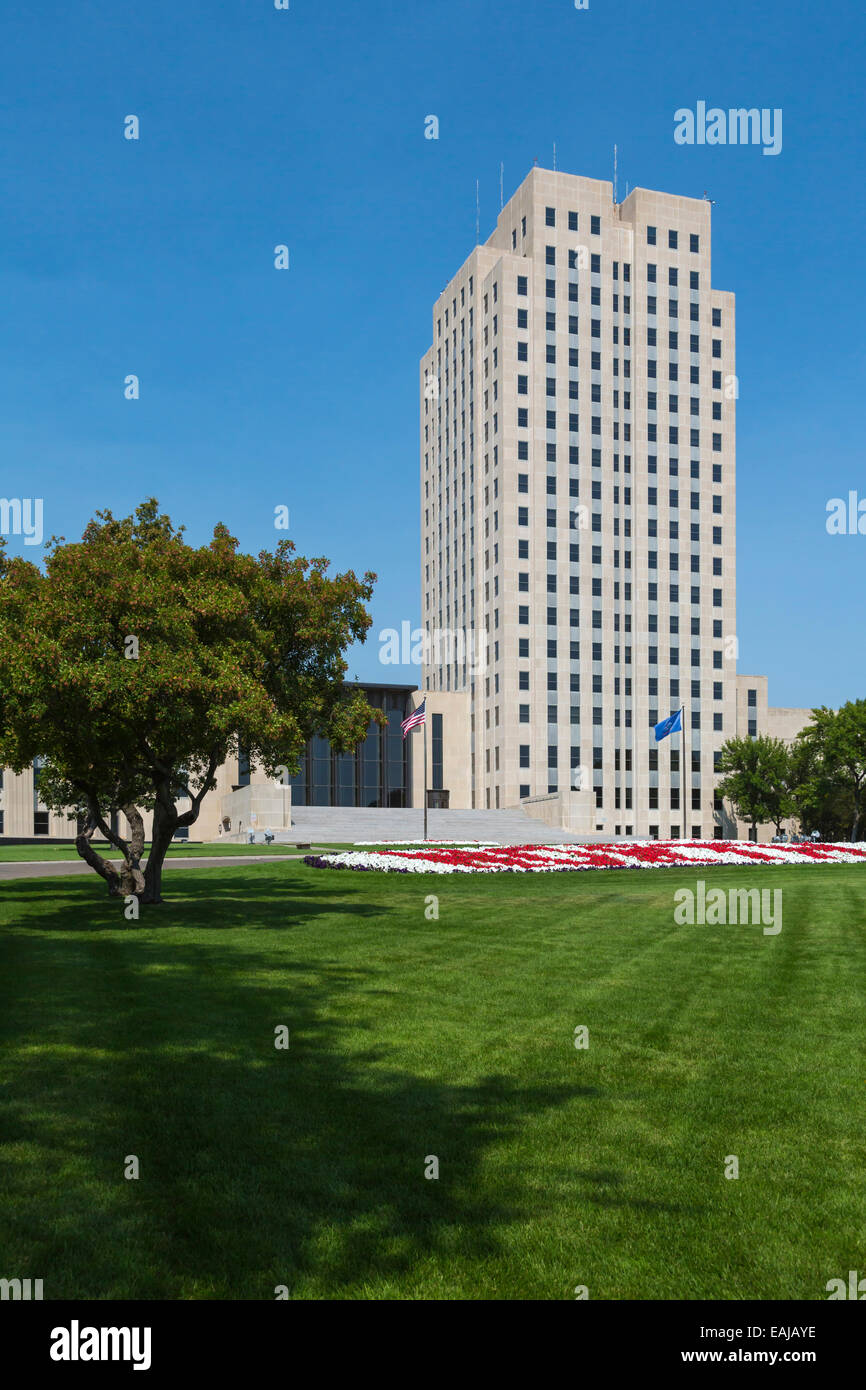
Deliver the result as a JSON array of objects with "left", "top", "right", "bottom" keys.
[{"left": 1, "top": 861, "right": 864, "bottom": 1299}]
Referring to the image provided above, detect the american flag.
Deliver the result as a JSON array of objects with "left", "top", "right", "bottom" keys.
[{"left": 401, "top": 699, "right": 426, "bottom": 739}]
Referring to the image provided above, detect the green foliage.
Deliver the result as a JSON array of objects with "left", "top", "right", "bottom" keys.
[
  {"left": 792, "top": 702, "right": 866, "bottom": 841},
  {"left": 0, "top": 500, "right": 380, "bottom": 899},
  {"left": 716, "top": 733, "right": 795, "bottom": 833},
  {"left": 718, "top": 704, "right": 866, "bottom": 842}
]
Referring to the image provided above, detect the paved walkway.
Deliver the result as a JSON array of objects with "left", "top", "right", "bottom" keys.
[{"left": 0, "top": 855, "right": 306, "bottom": 882}]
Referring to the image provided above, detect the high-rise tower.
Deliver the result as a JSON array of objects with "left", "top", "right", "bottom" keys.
[{"left": 420, "top": 168, "right": 737, "bottom": 836}]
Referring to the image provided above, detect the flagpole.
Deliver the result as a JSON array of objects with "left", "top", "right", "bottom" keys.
[
  {"left": 423, "top": 707, "right": 428, "bottom": 841},
  {"left": 681, "top": 704, "right": 687, "bottom": 839}
]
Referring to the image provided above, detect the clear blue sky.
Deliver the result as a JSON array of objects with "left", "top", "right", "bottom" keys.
[{"left": 1, "top": 0, "right": 863, "bottom": 708}]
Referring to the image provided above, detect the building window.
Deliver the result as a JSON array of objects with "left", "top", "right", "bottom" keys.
[{"left": 431, "top": 713, "right": 443, "bottom": 791}]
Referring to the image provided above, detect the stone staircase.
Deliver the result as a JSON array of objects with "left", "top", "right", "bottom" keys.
[{"left": 262, "top": 806, "right": 600, "bottom": 846}]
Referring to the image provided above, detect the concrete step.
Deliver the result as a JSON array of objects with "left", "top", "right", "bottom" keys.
[{"left": 267, "top": 807, "right": 595, "bottom": 845}]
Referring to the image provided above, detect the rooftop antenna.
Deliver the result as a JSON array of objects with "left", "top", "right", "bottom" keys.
[
  {"left": 613, "top": 143, "right": 618, "bottom": 204},
  {"left": 476, "top": 178, "right": 480, "bottom": 242},
  {"left": 553, "top": 142, "right": 557, "bottom": 171},
  {"left": 500, "top": 161, "right": 504, "bottom": 210}
]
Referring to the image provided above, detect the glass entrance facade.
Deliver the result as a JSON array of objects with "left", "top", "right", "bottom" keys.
[{"left": 290, "top": 684, "right": 415, "bottom": 808}]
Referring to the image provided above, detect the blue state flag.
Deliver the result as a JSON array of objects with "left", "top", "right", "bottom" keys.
[{"left": 654, "top": 708, "right": 683, "bottom": 742}]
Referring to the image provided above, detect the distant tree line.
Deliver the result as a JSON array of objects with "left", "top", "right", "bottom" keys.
[{"left": 717, "top": 700, "right": 866, "bottom": 841}]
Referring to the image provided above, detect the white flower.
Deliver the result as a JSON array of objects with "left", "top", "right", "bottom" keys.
[{"left": 306, "top": 839, "right": 866, "bottom": 875}]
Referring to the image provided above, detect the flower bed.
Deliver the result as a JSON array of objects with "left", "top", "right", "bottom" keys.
[
  {"left": 304, "top": 840, "right": 866, "bottom": 875},
  {"left": 351, "top": 839, "right": 497, "bottom": 847}
]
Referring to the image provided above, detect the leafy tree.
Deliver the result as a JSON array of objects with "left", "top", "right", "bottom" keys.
[
  {"left": 0, "top": 500, "right": 380, "bottom": 904},
  {"left": 785, "top": 735, "right": 853, "bottom": 841},
  {"left": 793, "top": 702, "right": 866, "bottom": 842},
  {"left": 716, "top": 734, "right": 795, "bottom": 837}
]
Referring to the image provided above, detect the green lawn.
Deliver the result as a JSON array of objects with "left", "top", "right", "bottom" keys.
[
  {"left": 0, "top": 841, "right": 476, "bottom": 862},
  {"left": 0, "top": 842, "right": 320, "bottom": 862},
  {"left": 1, "top": 860, "right": 864, "bottom": 1300}
]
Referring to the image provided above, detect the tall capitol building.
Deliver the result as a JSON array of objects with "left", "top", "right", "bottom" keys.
[{"left": 419, "top": 166, "right": 741, "bottom": 837}]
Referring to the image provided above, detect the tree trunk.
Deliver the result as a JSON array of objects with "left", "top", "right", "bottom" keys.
[
  {"left": 142, "top": 799, "right": 177, "bottom": 904},
  {"left": 75, "top": 821, "right": 123, "bottom": 895},
  {"left": 120, "top": 803, "right": 146, "bottom": 896}
]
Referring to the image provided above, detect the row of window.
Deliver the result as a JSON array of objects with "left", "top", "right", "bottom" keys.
[
  {"left": 542, "top": 207, "right": 596, "bottom": 233},
  {"left": 516, "top": 737, "right": 721, "bottom": 768},
  {"left": 426, "top": 576, "right": 730, "bottom": 622},
  {"left": 510, "top": 632, "right": 727, "bottom": 659},
  {"left": 647, "top": 226, "right": 700, "bottom": 252},
  {"left": 513, "top": 401, "right": 724, "bottom": 444},
  {"left": 516, "top": 374, "right": 723, "bottom": 411},
  {"left": 507, "top": 431, "right": 723, "bottom": 462},
  {"left": 515, "top": 615, "right": 725, "bottom": 660},
  {"left": 538, "top": 269, "right": 721, "bottom": 323},
  {"left": 515, "top": 576, "right": 724, "bottom": 618},
  {"left": 541, "top": 207, "right": 702, "bottom": 257},
  {"left": 487, "top": 351, "right": 728, "bottom": 394},
  {"left": 523, "top": 263, "right": 719, "bottom": 308},
  {"left": 517, "top": 683, "right": 728, "bottom": 717},
  {"left": 516, "top": 504, "right": 724, "bottom": 546},
  {"left": 513, "top": 301, "right": 722, "bottom": 348},
  {"left": 0, "top": 811, "right": 49, "bottom": 835}
]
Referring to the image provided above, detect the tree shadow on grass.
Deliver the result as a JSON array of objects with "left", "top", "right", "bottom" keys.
[
  {"left": 0, "top": 867, "right": 388, "bottom": 933},
  {"left": 0, "top": 926, "right": 588, "bottom": 1299}
]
